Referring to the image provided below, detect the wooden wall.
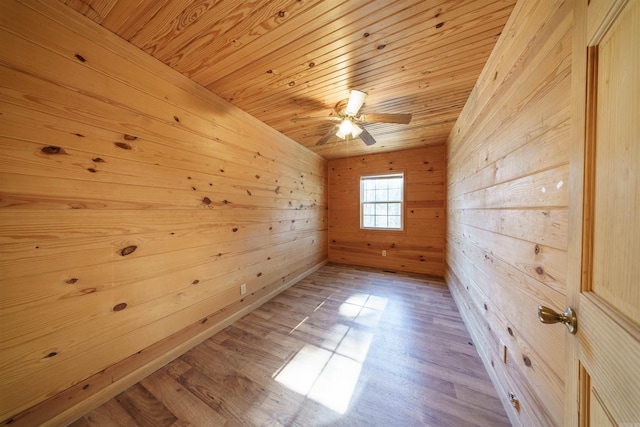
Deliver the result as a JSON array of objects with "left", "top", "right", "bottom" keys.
[
  {"left": 446, "top": 0, "right": 571, "bottom": 426},
  {"left": 328, "top": 146, "right": 445, "bottom": 276},
  {"left": 0, "top": 1, "right": 326, "bottom": 424}
]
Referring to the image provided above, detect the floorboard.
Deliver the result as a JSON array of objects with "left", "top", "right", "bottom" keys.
[{"left": 70, "top": 264, "right": 510, "bottom": 426}]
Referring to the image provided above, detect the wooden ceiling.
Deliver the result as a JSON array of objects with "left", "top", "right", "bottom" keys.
[{"left": 62, "top": 0, "right": 516, "bottom": 160}]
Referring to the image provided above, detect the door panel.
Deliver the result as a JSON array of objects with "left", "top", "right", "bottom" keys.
[
  {"left": 591, "top": 0, "right": 640, "bottom": 325},
  {"left": 575, "top": 0, "right": 640, "bottom": 425}
]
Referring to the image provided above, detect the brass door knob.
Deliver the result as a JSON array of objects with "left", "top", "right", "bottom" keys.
[{"left": 537, "top": 305, "right": 577, "bottom": 334}]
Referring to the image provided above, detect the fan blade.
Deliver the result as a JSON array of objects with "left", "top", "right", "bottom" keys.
[
  {"left": 345, "top": 90, "right": 368, "bottom": 116},
  {"left": 291, "top": 116, "right": 341, "bottom": 123},
  {"left": 359, "top": 128, "right": 377, "bottom": 146},
  {"left": 358, "top": 113, "right": 412, "bottom": 124},
  {"left": 316, "top": 125, "right": 339, "bottom": 146}
]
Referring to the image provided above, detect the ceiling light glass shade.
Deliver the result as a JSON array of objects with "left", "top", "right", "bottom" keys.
[
  {"left": 336, "top": 128, "right": 347, "bottom": 139},
  {"left": 345, "top": 90, "right": 367, "bottom": 116},
  {"left": 351, "top": 124, "right": 363, "bottom": 138},
  {"left": 339, "top": 119, "right": 354, "bottom": 135}
]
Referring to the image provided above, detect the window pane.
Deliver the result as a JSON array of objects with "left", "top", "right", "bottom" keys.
[
  {"left": 375, "top": 216, "right": 388, "bottom": 228},
  {"left": 388, "top": 203, "right": 401, "bottom": 215},
  {"left": 388, "top": 216, "right": 401, "bottom": 229},
  {"left": 375, "top": 189, "right": 387, "bottom": 201},
  {"left": 364, "top": 190, "right": 375, "bottom": 202},
  {"left": 364, "top": 180, "right": 375, "bottom": 191},
  {"left": 388, "top": 178, "right": 403, "bottom": 189},
  {"left": 363, "top": 203, "right": 374, "bottom": 215},
  {"left": 388, "top": 189, "right": 402, "bottom": 201},
  {"left": 363, "top": 215, "right": 375, "bottom": 227}
]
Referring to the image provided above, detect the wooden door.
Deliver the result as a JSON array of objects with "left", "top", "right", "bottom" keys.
[{"left": 568, "top": 0, "right": 640, "bottom": 425}]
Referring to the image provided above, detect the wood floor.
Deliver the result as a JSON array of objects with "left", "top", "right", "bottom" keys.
[{"left": 69, "top": 264, "right": 510, "bottom": 426}]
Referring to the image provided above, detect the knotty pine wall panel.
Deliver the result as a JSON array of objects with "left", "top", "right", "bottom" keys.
[
  {"left": 0, "top": 1, "right": 326, "bottom": 423},
  {"left": 446, "top": 0, "right": 571, "bottom": 426},
  {"left": 328, "top": 146, "right": 445, "bottom": 276}
]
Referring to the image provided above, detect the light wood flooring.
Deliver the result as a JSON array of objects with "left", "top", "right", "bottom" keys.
[{"left": 70, "top": 264, "right": 510, "bottom": 426}]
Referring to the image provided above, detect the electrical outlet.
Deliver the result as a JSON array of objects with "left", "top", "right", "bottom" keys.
[
  {"left": 500, "top": 339, "right": 508, "bottom": 363},
  {"left": 382, "top": 250, "right": 387, "bottom": 256},
  {"left": 241, "top": 283, "right": 247, "bottom": 295}
]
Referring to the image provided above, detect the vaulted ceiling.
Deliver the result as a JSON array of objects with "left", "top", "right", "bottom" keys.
[{"left": 62, "top": 0, "right": 516, "bottom": 160}]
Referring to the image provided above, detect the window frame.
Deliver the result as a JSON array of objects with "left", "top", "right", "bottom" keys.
[{"left": 359, "top": 172, "right": 405, "bottom": 231}]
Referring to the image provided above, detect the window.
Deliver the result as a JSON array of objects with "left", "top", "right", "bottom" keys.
[{"left": 360, "top": 173, "right": 404, "bottom": 230}]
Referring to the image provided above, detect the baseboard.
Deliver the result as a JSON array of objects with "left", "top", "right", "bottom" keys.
[{"left": 7, "top": 260, "right": 327, "bottom": 427}]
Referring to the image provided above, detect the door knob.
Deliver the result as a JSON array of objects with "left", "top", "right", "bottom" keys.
[{"left": 537, "top": 305, "right": 577, "bottom": 334}]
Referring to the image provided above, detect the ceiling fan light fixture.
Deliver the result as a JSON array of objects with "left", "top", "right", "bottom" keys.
[
  {"left": 339, "top": 119, "right": 354, "bottom": 136},
  {"left": 345, "top": 90, "right": 367, "bottom": 116}
]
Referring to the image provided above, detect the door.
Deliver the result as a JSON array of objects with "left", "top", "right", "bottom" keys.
[{"left": 568, "top": 0, "right": 640, "bottom": 425}]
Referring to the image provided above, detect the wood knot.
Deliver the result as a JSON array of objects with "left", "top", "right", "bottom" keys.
[
  {"left": 288, "top": 81, "right": 295, "bottom": 87},
  {"left": 535, "top": 266, "right": 544, "bottom": 275},
  {"left": 232, "top": 227, "right": 238, "bottom": 232},
  {"left": 120, "top": 245, "right": 137, "bottom": 256},
  {"left": 507, "top": 327, "right": 514, "bottom": 336},
  {"left": 82, "top": 384, "right": 90, "bottom": 390},
  {"left": 308, "top": 62, "right": 315, "bottom": 67},
  {"left": 114, "top": 142, "right": 132, "bottom": 150},
  {"left": 435, "top": 22, "right": 444, "bottom": 29},
  {"left": 113, "top": 302, "right": 127, "bottom": 312},
  {"left": 257, "top": 272, "right": 262, "bottom": 277},
  {"left": 44, "top": 352, "right": 58, "bottom": 359},
  {"left": 363, "top": 32, "right": 370, "bottom": 37},
  {"left": 41, "top": 146, "right": 66, "bottom": 155},
  {"left": 377, "top": 44, "right": 386, "bottom": 50},
  {"left": 173, "top": 116, "right": 180, "bottom": 122},
  {"left": 66, "top": 278, "right": 79, "bottom": 284},
  {"left": 255, "top": 174, "right": 260, "bottom": 179},
  {"left": 124, "top": 134, "right": 138, "bottom": 141},
  {"left": 534, "top": 244, "right": 541, "bottom": 255},
  {"left": 523, "top": 355, "right": 532, "bottom": 367},
  {"left": 275, "top": 186, "right": 281, "bottom": 194},
  {"left": 202, "top": 197, "right": 211, "bottom": 205},
  {"left": 266, "top": 70, "right": 272, "bottom": 74},
  {"left": 484, "top": 303, "right": 488, "bottom": 311},
  {"left": 87, "top": 168, "right": 97, "bottom": 173},
  {"left": 74, "top": 53, "right": 86, "bottom": 62},
  {"left": 93, "top": 157, "right": 105, "bottom": 163},
  {"left": 278, "top": 10, "right": 285, "bottom": 17},
  {"left": 246, "top": 190, "right": 252, "bottom": 196},
  {"left": 192, "top": 279, "right": 200, "bottom": 285}
]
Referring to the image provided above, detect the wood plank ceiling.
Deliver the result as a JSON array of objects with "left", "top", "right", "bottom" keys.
[{"left": 61, "top": 0, "right": 516, "bottom": 160}]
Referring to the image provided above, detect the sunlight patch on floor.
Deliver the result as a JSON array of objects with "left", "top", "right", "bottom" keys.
[{"left": 274, "top": 293, "right": 387, "bottom": 414}]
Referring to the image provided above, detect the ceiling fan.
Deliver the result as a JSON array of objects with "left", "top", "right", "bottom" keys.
[{"left": 291, "top": 90, "right": 412, "bottom": 146}]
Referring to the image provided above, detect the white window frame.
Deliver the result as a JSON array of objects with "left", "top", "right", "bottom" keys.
[{"left": 360, "top": 173, "right": 404, "bottom": 231}]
